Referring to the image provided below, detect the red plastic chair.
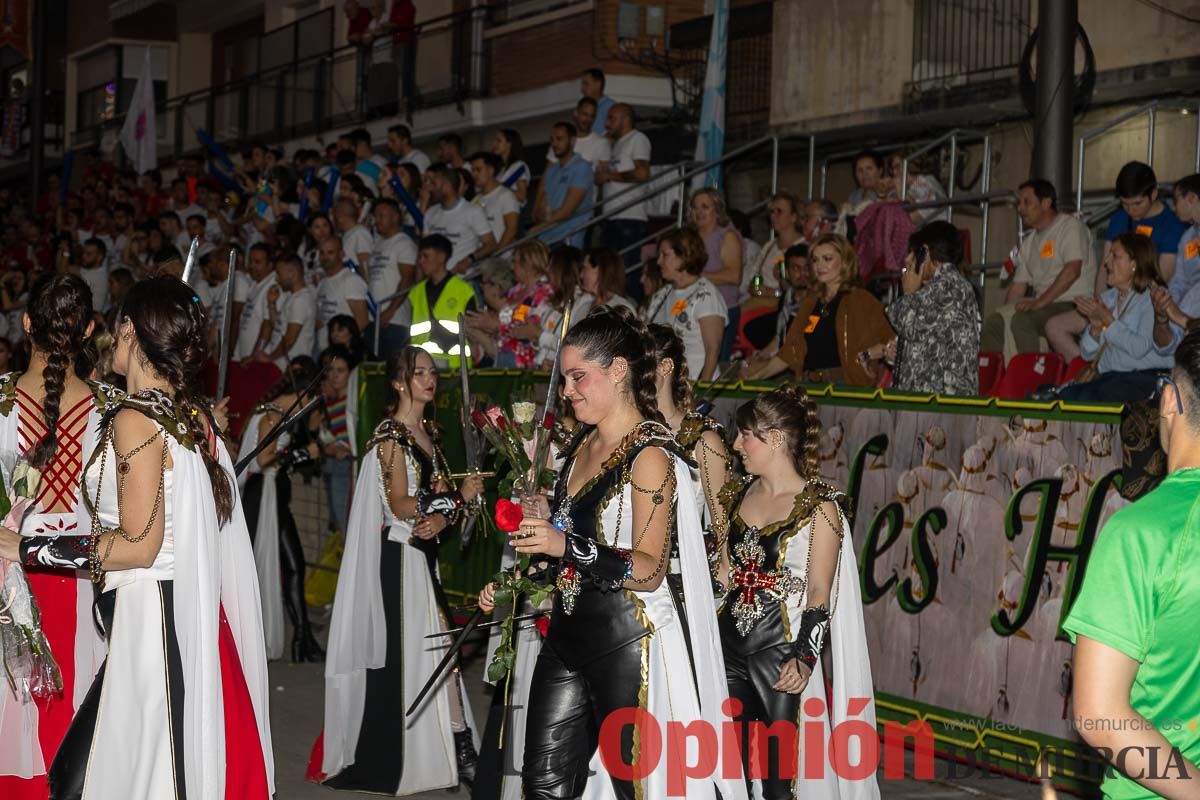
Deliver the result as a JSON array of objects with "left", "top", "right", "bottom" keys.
[
  {"left": 735, "top": 303, "right": 779, "bottom": 356},
  {"left": 993, "top": 352, "right": 1064, "bottom": 399},
  {"left": 978, "top": 351, "right": 1005, "bottom": 396},
  {"left": 1062, "top": 356, "right": 1091, "bottom": 384}
]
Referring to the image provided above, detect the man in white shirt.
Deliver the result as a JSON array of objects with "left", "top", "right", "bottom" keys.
[
  {"left": 333, "top": 197, "right": 373, "bottom": 276},
  {"left": 198, "top": 245, "right": 250, "bottom": 353},
  {"left": 597, "top": 102, "right": 652, "bottom": 269},
  {"left": 75, "top": 238, "right": 110, "bottom": 313},
  {"left": 387, "top": 123, "right": 431, "bottom": 172},
  {"left": 235, "top": 242, "right": 281, "bottom": 362},
  {"left": 315, "top": 236, "right": 371, "bottom": 352},
  {"left": 370, "top": 197, "right": 418, "bottom": 356},
  {"left": 469, "top": 152, "right": 520, "bottom": 248},
  {"left": 422, "top": 163, "right": 498, "bottom": 274},
  {"left": 545, "top": 97, "right": 612, "bottom": 168},
  {"left": 265, "top": 255, "right": 318, "bottom": 370}
]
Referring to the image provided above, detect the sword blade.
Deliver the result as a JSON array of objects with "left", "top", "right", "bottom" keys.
[
  {"left": 423, "top": 612, "right": 542, "bottom": 638},
  {"left": 181, "top": 237, "right": 200, "bottom": 285},
  {"left": 406, "top": 606, "right": 484, "bottom": 717},
  {"left": 528, "top": 304, "right": 571, "bottom": 490},
  {"left": 215, "top": 248, "right": 238, "bottom": 400},
  {"left": 457, "top": 313, "right": 478, "bottom": 472}
]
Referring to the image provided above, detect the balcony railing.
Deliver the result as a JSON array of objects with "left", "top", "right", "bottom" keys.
[
  {"left": 71, "top": 7, "right": 486, "bottom": 159},
  {"left": 909, "top": 0, "right": 1032, "bottom": 93}
]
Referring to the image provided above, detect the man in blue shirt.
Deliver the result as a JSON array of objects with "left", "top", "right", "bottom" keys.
[
  {"left": 580, "top": 68, "right": 614, "bottom": 137},
  {"left": 1168, "top": 173, "right": 1200, "bottom": 302},
  {"left": 530, "top": 122, "right": 594, "bottom": 249},
  {"left": 1102, "top": 161, "right": 1186, "bottom": 294}
]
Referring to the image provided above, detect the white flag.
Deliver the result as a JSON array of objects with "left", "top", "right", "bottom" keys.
[
  {"left": 119, "top": 48, "right": 157, "bottom": 174},
  {"left": 692, "top": 0, "right": 728, "bottom": 189}
]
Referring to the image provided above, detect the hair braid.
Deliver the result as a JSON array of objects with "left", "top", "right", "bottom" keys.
[
  {"left": 563, "top": 306, "right": 666, "bottom": 426},
  {"left": 734, "top": 383, "right": 821, "bottom": 478},
  {"left": 26, "top": 274, "right": 94, "bottom": 469}
]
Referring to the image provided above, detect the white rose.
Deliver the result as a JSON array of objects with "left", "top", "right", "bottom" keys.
[{"left": 512, "top": 402, "right": 536, "bottom": 425}]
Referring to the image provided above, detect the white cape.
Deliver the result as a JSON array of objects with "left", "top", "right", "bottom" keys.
[{"left": 237, "top": 412, "right": 285, "bottom": 661}]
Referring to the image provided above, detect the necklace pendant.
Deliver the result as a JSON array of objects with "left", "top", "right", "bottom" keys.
[{"left": 117, "top": 461, "right": 131, "bottom": 475}]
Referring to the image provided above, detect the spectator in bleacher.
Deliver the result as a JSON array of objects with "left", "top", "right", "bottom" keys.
[
  {"left": 846, "top": 150, "right": 887, "bottom": 208},
  {"left": 581, "top": 247, "right": 636, "bottom": 314},
  {"left": 301, "top": 211, "right": 334, "bottom": 280},
  {"left": 349, "top": 128, "right": 387, "bottom": 190},
  {"left": 530, "top": 122, "right": 594, "bottom": 249},
  {"left": 68, "top": 237, "right": 110, "bottom": 313},
  {"left": 386, "top": 123, "right": 431, "bottom": 172},
  {"left": 379, "top": 0, "right": 417, "bottom": 107},
  {"left": 333, "top": 197, "right": 373, "bottom": 278},
  {"left": 235, "top": 242, "right": 281, "bottom": 365},
  {"left": 492, "top": 129, "right": 530, "bottom": 206},
  {"left": 158, "top": 211, "right": 191, "bottom": 256},
  {"left": 398, "top": 234, "right": 478, "bottom": 369},
  {"left": 1100, "top": 161, "right": 1185, "bottom": 296},
  {"left": 264, "top": 255, "right": 318, "bottom": 370},
  {"left": 328, "top": 313, "right": 374, "bottom": 364},
  {"left": 1168, "top": 173, "right": 1200, "bottom": 302},
  {"left": 464, "top": 258, "right": 515, "bottom": 365},
  {"left": 344, "top": 0, "right": 375, "bottom": 45},
  {"left": 316, "top": 236, "right": 371, "bottom": 351},
  {"left": 745, "top": 233, "right": 894, "bottom": 386},
  {"left": 741, "top": 190, "right": 804, "bottom": 303},
  {"left": 742, "top": 242, "right": 809, "bottom": 360},
  {"left": 689, "top": 187, "right": 743, "bottom": 360},
  {"left": 469, "top": 151, "right": 520, "bottom": 249},
  {"left": 597, "top": 103, "right": 652, "bottom": 269},
  {"left": 107, "top": 267, "right": 134, "bottom": 313},
  {"left": 320, "top": 343, "right": 357, "bottom": 537},
  {"left": 1057, "top": 232, "right": 1171, "bottom": 403},
  {"left": 801, "top": 198, "right": 838, "bottom": 243},
  {"left": 637, "top": 259, "right": 665, "bottom": 320},
  {"left": 580, "top": 68, "right": 615, "bottom": 137},
  {"left": 566, "top": 97, "right": 610, "bottom": 167},
  {"left": 646, "top": 228, "right": 727, "bottom": 381},
  {"left": 495, "top": 240, "right": 554, "bottom": 369},
  {"left": 869, "top": 221, "right": 979, "bottom": 396},
  {"left": 886, "top": 151, "right": 948, "bottom": 227},
  {"left": 437, "top": 133, "right": 466, "bottom": 169},
  {"left": 422, "top": 162, "right": 497, "bottom": 273},
  {"left": 535, "top": 246, "right": 586, "bottom": 366},
  {"left": 983, "top": 179, "right": 1096, "bottom": 358},
  {"left": 369, "top": 197, "right": 418, "bottom": 355}
]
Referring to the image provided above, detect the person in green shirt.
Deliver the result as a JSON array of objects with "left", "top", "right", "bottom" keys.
[{"left": 1064, "top": 328, "right": 1200, "bottom": 799}]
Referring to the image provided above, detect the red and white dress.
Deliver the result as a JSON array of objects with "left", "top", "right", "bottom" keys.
[{"left": 0, "top": 375, "right": 108, "bottom": 798}]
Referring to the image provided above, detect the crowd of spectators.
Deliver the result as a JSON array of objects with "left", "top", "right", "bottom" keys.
[{"left": 9, "top": 56, "right": 1200, "bottom": 412}]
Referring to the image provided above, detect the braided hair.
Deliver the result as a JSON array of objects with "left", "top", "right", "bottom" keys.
[
  {"left": 562, "top": 305, "right": 665, "bottom": 425},
  {"left": 647, "top": 323, "right": 693, "bottom": 411},
  {"left": 26, "top": 273, "right": 94, "bottom": 469},
  {"left": 122, "top": 277, "right": 233, "bottom": 525},
  {"left": 735, "top": 383, "right": 820, "bottom": 477}
]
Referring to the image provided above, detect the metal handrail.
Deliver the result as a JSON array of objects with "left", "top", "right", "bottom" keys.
[
  {"left": 496, "top": 134, "right": 791, "bottom": 257},
  {"left": 1075, "top": 98, "right": 1200, "bottom": 212},
  {"left": 617, "top": 197, "right": 772, "bottom": 274}
]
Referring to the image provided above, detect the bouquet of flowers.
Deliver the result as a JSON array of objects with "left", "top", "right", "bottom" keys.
[
  {"left": 470, "top": 400, "right": 557, "bottom": 500},
  {"left": 484, "top": 498, "right": 554, "bottom": 685},
  {"left": 0, "top": 456, "right": 62, "bottom": 703}
]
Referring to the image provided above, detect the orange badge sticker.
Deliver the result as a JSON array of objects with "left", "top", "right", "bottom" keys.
[
  {"left": 1136, "top": 225, "right": 1154, "bottom": 238},
  {"left": 804, "top": 315, "right": 820, "bottom": 334},
  {"left": 670, "top": 299, "right": 689, "bottom": 315},
  {"left": 1040, "top": 240, "right": 1054, "bottom": 259},
  {"left": 513, "top": 304, "right": 530, "bottom": 322},
  {"left": 1187, "top": 240, "right": 1200, "bottom": 259}
]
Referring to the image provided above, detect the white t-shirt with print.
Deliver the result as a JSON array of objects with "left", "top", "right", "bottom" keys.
[
  {"left": 369, "top": 231, "right": 417, "bottom": 315},
  {"left": 316, "top": 267, "right": 369, "bottom": 350},
  {"left": 474, "top": 185, "right": 520, "bottom": 244},
  {"left": 423, "top": 198, "right": 494, "bottom": 272},
  {"left": 236, "top": 273, "right": 281, "bottom": 360},
  {"left": 647, "top": 277, "right": 727, "bottom": 379},
  {"left": 274, "top": 286, "right": 317, "bottom": 369},
  {"left": 341, "top": 224, "right": 374, "bottom": 267}
]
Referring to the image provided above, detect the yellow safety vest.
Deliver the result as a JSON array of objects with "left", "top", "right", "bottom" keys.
[{"left": 408, "top": 275, "right": 477, "bottom": 368}]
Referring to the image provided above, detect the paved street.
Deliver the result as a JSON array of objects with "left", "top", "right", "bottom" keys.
[{"left": 269, "top": 625, "right": 1047, "bottom": 800}]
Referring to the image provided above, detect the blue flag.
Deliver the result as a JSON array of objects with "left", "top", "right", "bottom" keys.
[{"left": 693, "top": 0, "right": 728, "bottom": 189}]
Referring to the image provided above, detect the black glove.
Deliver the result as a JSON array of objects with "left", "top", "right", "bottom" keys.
[
  {"left": 279, "top": 443, "right": 315, "bottom": 470},
  {"left": 417, "top": 489, "right": 464, "bottom": 525},
  {"left": 20, "top": 535, "right": 90, "bottom": 570},
  {"left": 790, "top": 605, "right": 831, "bottom": 671},
  {"left": 562, "top": 529, "right": 632, "bottom": 590}
]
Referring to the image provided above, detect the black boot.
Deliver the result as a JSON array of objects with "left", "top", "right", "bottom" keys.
[
  {"left": 291, "top": 624, "right": 326, "bottom": 663},
  {"left": 454, "top": 728, "right": 478, "bottom": 788}
]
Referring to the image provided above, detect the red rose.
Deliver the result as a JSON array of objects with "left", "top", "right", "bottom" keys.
[
  {"left": 494, "top": 498, "right": 524, "bottom": 532},
  {"left": 535, "top": 615, "right": 549, "bottom": 637},
  {"left": 542, "top": 412, "right": 556, "bottom": 430},
  {"left": 471, "top": 409, "right": 489, "bottom": 428}
]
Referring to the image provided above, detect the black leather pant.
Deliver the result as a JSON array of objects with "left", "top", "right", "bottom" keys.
[
  {"left": 723, "top": 627, "right": 803, "bottom": 800},
  {"left": 243, "top": 472, "right": 311, "bottom": 631},
  {"left": 522, "top": 638, "right": 645, "bottom": 800}
]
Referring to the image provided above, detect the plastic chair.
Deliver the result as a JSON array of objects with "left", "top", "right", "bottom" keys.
[
  {"left": 1062, "top": 356, "right": 1091, "bottom": 384},
  {"left": 735, "top": 303, "right": 779, "bottom": 356},
  {"left": 978, "top": 351, "right": 1005, "bottom": 396},
  {"left": 993, "top": 352, "right": 1065, "bottom": 399}
]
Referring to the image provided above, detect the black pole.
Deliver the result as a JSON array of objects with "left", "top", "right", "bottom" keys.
[
  {"left": 29, "top": 0, "right": 48, "bottom": 202},
  {"left": 1032, "top": 0, "right": 1077, "bottom": 207}
]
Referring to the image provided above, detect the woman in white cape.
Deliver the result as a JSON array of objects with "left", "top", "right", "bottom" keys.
[
  {"left": 0, "top": 274, "right": 106, "bottom": 798},
  {"left": 0, "top": 276, "right": 274, "bottom": 799},
  {"left": 238, "top": 357, "right": 325, "bottom": 662},
  {"left": 313, "top": 345, "right": 483, "bottom": 795},
  {"left": 479, "top": 306, "right": 747, "bottom": 800},
  {"left": 718, "top": 385, "right": 880, "bottom": 800}
]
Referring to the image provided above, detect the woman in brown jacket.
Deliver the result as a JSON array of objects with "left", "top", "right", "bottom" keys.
[{"left": 744, "top": 233, "right": 894, "bottom": 385}]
